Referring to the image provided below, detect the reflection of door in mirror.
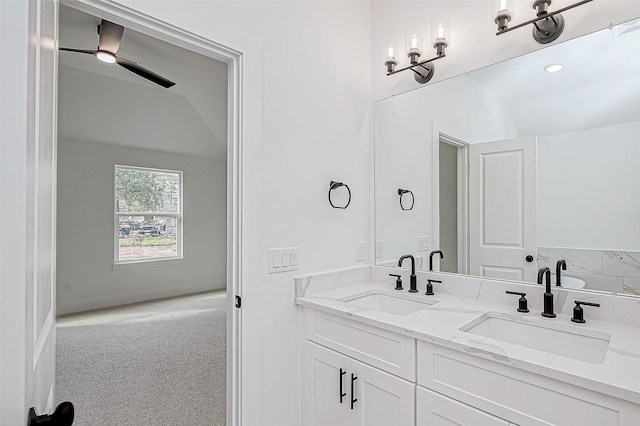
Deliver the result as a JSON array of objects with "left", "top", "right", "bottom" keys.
[
  {"left": 469, "top": 137, "right": 537, "bottom": 282},
  {"left": 438, "top": 136, "right": 468, "bottom": 274}
]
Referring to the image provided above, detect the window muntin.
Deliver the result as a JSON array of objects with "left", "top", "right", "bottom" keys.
[{"left": 115, "top": 166, "right": 182, "bottom": 263}]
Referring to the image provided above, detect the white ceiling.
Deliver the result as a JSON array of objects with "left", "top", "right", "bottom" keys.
[
  {"left": 467, "top": 18, "right": 640, "bottom": 137},
  {"left": 58, "top": 5, "right": 228, "bottom": 159}
]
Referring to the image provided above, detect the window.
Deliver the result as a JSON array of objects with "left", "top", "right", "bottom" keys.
[{"left": 115, "top": 165, "right": 182, "bottom": 263}]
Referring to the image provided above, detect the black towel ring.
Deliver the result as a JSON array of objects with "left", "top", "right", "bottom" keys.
[
  {"left": 398, "top": 188, "right": 414, "bottom": 211},
  {"left": 329, "top": 181, "right": 351, "bottom": 209}
]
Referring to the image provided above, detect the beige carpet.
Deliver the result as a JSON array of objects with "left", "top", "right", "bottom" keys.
[{"left": 55, "top": 291, "right": 227, "bottom": 425}]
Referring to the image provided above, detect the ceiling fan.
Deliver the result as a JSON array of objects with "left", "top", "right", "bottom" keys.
[{"left": 60, "top": 19, "right": 176, "bottom": 89}]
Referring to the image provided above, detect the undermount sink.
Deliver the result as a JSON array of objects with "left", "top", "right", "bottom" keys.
[
  {"left": 460, "top": 313, "right": 611, "bottom": 364},
  {"left": 342, "top": 292, "right": 438, "bottom": 316},
  {"left": 557, "top": 275, "right": 586, "bottom": 289}
]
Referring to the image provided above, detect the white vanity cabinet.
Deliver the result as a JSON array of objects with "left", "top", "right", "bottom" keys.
[
  {"left": 417, "top": 341, "right": 640, "bottom": 426},
  {"left": 301, "top": 307, "right": 640, "bottom": 426},
  {"left": 302, "top": 310, "right": 416, "bottom": 426}
]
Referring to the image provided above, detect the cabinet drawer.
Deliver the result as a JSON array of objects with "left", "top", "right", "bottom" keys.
[
  {"left": 304, "top": 310, "right": 415, "bottom": 380},
  {"left": 417, "top": 341, "right": 640, "bottom": 426},
  {"left": 417, "top": 386, "right": 511, "bottom": 426}
]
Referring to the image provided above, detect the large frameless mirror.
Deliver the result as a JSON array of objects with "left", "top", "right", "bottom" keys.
[{"left": 374, "top": 17, "right": 640, "bottom": 297}]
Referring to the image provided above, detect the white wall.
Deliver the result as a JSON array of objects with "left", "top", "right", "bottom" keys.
[
  {"left": 374, "top": 75, "right": 518, "bottom": 268},
  {"left": 56, "top": 139, "right": 226, "bottom": 315},
  {"left": 101, "top": 2, "right": 373, "bottom": 425},
  {"left": 372, "top": 1, "right": 640, "bottom": 101},
  {"left": 538, "top": 120, "right": 640, "bottom": 250}
]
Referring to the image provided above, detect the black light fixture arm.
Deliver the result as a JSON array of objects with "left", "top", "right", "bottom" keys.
[
  {"left": 386, "top": 53, "right": 446, "bottom": 77},
  {"left": 496, "top": 0, "right": 593, "bottom": 35}
]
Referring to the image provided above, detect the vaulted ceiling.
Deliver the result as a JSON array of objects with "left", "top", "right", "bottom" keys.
[
  {"left": 58, "top": 5, "right": 228, "bottom": 159},
  {"left": 467, "top": 18, "right": 640, "bottom": 137}
]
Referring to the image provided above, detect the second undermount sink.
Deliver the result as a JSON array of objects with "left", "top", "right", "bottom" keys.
[
  {"left": 460, "top": 313, "right": 611, "bottom": 364},
  {"left": 342, "top": 292, "right": 438, "bottom": 316}
]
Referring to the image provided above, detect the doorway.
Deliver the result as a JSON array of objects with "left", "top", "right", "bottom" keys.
[
  {"left": 54, "top": 2, "right": 242, "bottom": 425},
  {"left": 437, "top": 134, "right": 469, "bottom": 275}
]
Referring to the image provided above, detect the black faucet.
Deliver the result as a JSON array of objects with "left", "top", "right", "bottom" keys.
[
  {"left": 537, "top": 267, "right": 556, "bottom": 318},
  {"left": 429, "top": 250, "right": 443, "bottom": 272},
  {"left": 398, "top": 255, "right": 418, "bottom": 293},
  {"left": 555, "top": 259, "right": 567, "bottom": 286}
]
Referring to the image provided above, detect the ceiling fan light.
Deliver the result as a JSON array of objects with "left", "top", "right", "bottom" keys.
[{"left": 95, "top": 51, "right": 116, "bottom": 64}]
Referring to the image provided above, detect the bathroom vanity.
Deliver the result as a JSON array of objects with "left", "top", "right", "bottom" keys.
[{"left": 295, "top": 266, "right": 640, "bottom": 426}]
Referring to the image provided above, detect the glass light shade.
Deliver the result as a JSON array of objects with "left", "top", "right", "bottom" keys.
[
  {"left": 95, "top": 51, "right": 116, "bottom": 64},
  {"left": 431, "top": 17, "right": 450, "bottom": 46},
  {"left": 493, "top": 0, "right": 515, "bottom": 19},
  {"left": 387, "top": 44, "right": 396, "bottom": 59},
  {"left": 405, "top": 24, "right": 425, "bottom": 53}
]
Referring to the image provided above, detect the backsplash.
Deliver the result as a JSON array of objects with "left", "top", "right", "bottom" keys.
[{"left": 538, "top": 247, "right": 640, "bottom": 296}]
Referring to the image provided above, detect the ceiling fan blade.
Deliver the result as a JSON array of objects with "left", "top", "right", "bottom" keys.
[
  {"left": 116, "top": 58, "right": 176, "bottom": 88},
  {"left": 59, "top": 47, "right": 97, "bottom": 55},
  {"left": 98, "top": 20, "right": 124, "bottom": 54}
]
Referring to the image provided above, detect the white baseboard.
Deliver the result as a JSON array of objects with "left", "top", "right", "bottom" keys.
[{"left": 56, "top": 281, "right": 226, "bottom": 316}]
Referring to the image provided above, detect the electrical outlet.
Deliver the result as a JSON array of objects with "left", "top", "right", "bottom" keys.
[
  {"left": 417, "top": 236, "right": 430, "bottom": 252},
  {"left": 375, "top": 240, "right": 383, "bottom": 259},
  {"left": 356, "top": 242, "right": 367, "bottom": 262},
  {"left": 62, "top": 282, "right": 72, "bottom": 292}
]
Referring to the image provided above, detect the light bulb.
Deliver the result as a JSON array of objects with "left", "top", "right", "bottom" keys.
[
  {"left": 411, "top": 35, "right": 418, "bottom": 49},
  {"left": 544, "top": 63, "right": 563, "bottom": 73},
  {"left": 387, "top": 44, "right": 395, "bottom": 58},
  {"left": 95, "top": 51, "right": 116, "bottom": 64},
  {"left": 437, "top": 24, "right": 445, "bottom": 39},
  {"left": 500, "top": 0, "right": 508, "bottom": 10}
]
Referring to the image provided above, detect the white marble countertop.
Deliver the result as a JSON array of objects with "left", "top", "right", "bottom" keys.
[{"left": 295, "top": 275, "right": 640, "bottom": 404}]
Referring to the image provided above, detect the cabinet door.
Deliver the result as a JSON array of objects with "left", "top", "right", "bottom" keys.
[
  {"left": 417, "top": 386, "right": 510, "bottom": 426},
  {"left": 350, "top": 358, "right": 415, "bottom": 426},
  {"left": 303, "top": 342, "right": 352, "bottom": 426},
  {"left": 304, "top": 341, "right": 415, "bottom": 426}
]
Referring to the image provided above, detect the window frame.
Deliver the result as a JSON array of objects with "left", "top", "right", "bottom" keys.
[{"left": 114, "top": 165, "right": 184, "bottom": 265}]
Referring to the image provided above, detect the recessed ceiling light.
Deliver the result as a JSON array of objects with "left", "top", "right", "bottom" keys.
[
  {"left": 95, "top": 51, "right": 116, "bottom": 64},
  {"left": 544, "top": 64, "right": 563, "bottom": 73}
]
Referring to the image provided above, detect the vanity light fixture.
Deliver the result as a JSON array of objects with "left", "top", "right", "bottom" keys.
[
  {"left": 544, "top": 63, "right": 563, "bottom": 73},
  {"left": 385, "top": 21, "right": 450, "bottom": 84},
  {"left": 494, "top": 0, "right": 594, "bottom": 44}
]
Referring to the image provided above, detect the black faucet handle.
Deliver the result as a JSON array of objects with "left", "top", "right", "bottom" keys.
[
  {"left": 389, "top": 274, "right": 403, "bottom": 291},
  {"left": 505, "top": 291, "right": 529, "bottom": 313},
  {"left": 425, "top": 279, "right": 441, "bottom": 296},
  {"left": 571, "top": 301, "right": 600, "bottom": 323}
]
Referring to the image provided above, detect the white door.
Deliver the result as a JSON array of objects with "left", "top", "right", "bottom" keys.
[
  {"left": 469, "top": 137, "right": 537, "bottom": 282},
  {"left": 417, "top": 387, "right": 511, "bottom": 426},
  {"left": 0, "top": 0, "right": 60, "bottom": 424}
]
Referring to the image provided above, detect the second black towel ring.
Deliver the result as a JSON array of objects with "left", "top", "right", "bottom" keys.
[
  {"left": 398, "top": 188, "right": 414, "bottom": 211},
  {"left": 329, "top": 181, "right": 351, "bottom": 209}
]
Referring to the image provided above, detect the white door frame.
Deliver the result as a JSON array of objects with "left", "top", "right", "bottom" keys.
[
  {"left": 431, "top": 120, "right": 469, "bottom": 274},
  {"left": 58, "top": 2, "right": 244, "bottom": 424}
]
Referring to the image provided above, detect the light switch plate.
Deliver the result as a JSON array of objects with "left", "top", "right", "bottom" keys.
[
  {"left": 268, "top": 248, "right": 299, "bottom": 274},
  {"left": 417, "top": 236, "right": 430, "bottom": 252}
]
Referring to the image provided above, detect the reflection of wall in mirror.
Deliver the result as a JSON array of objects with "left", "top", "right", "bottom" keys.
[{"left": 374, "top": 75, "right": 519, "bottom": 270}]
